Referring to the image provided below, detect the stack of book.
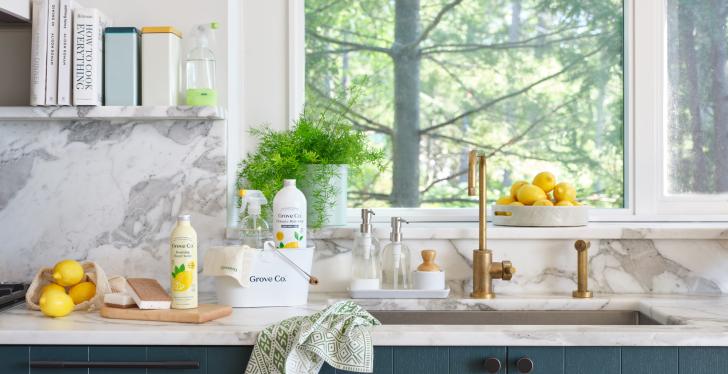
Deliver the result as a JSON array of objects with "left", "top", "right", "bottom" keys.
[{"left": 29, "top": 0, "right": 109, "bottom": 106}]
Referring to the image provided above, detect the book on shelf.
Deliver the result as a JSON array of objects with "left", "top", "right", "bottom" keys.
[
  {"left": 44, "top": 0, "right": 59, "bottom": 105},
  {"left": 72, "top": 7, "right": 109, "bottom": 106},
  {"left": 57, "top": 0, "right": 77, "bottom": 106},
  {"left": 29, "top": 0, "right": 48, "bottom": 106}
]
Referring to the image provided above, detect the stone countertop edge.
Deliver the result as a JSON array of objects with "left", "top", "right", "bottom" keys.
[
  {"left": 3, "top": 293, "right": 728, "bottom": 346},
  {"left": 0, "top": 106, "right": 226, "bottom": 120}
]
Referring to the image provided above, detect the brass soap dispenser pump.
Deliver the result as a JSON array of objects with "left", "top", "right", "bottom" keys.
[{"left": 468, "top": 150, "right": 516, "bottom": 299}]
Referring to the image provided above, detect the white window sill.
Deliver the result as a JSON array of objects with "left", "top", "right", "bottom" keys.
[{"left": 309, "top": 222, "right": 728, "bottom": 240}]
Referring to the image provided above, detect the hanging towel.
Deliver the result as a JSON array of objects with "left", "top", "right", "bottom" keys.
[
  {"left": 203, "top": 245, "right": 256, "bottom": 287},
  {"left": 245, "top": 300, "right": 381, "bottom": 374}
]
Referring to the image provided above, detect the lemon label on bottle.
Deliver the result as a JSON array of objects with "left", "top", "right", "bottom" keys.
[
  {"left": 170, "top": 236, "right": 197, "bottom": 309},
  {"left": 274, "top": 207, "right": 305, "bottom": 248}
]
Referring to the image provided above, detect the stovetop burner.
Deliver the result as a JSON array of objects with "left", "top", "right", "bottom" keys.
[{"left": 0, "top": 283, "right": 29, "bottom": 311}]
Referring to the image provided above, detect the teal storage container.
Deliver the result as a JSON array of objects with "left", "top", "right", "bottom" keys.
[{"left": 104, "top": 27, "right": 140, "bottom": 105}]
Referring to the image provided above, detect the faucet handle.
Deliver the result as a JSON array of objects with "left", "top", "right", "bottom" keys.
[{"left": 502, "top": 261, "right": 516, "bottom": 280}]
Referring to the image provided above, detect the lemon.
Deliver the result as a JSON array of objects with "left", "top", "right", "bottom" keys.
[
  {"left": 556, "top": 200, "right": 574, "bottom": 206},
  {"left": 516, "top": 184, "right": 547, "bottom": 205},
  {"left": 68, "top": 281, "right": 96, "bottom": 304},
  {"left": 172, "top": 271, "right": 193, "bottom": 292},
  {"left": 284, "top": 241, "right": 300, "bottom": 249},
  {"left": 573, "top": 201, "right": 583, "bottom": 206},
  {"left": 41, "top": 283, "right": 67, "bottom": 296},
  {"left": 532, "top": 172, "right": 556, "bottom": 193},
  {"left": 510, "top": 180, "right": 529, "bottom": 200},
  {"left": 533, "top": 199, "right": 554, "bottom": 206},
  {"left": 509, "top": 201, "right": 525, "bottom": 206},
  {"left": 553, "top": 182, "right": 577, "bottom": 203},
  {"left": 496, "top": 196, "right": 515, "bottom": 205},
  {"left": 39, "top": 291, "right": 74, "bottom": 317},
  {"left": 52, "top": 260, "right": 85, "bottom": 287}
]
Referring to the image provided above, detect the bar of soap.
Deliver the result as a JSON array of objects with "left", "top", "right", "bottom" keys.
[
  {"left": 103, "top": 292, "right": 136, "bottom": 308},
  {"left": 108, "top": 276, "right": 128, "bottom": 293},
  {"left": 126, "top": 278, "right": 171, "bottom": 310}
]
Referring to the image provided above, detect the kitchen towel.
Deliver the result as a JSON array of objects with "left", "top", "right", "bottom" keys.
[
  {"left": 244, "top": 300, "right": 380, "bottom": 374},
  {"left": 203, "top": 245, "right": 256, "bottom": 287}
]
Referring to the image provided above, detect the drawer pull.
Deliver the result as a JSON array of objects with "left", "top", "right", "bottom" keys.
[
  {"left": 516, "top": 357, "right": 534, "bottom": 373},
  {"left": 483, "top": 357, "right": 501, "bottom": 373},
  {"left": 30, "top": 360, "right": 200, "bottom": 369}
]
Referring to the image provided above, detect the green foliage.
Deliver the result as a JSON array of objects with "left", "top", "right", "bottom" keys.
[{"left": 237, "top": 107, "right": 385, "bottom": 228}]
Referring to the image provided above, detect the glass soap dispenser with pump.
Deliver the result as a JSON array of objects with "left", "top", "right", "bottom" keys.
[
  {"left": 380, "top": 217, "right": 411, "bottom": 289},
  {"left": 350, "top": 209, "right": 381, "bottom": 290}
]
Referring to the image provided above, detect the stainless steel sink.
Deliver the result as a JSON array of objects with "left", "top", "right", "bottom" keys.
[{"left": 369, "top": 310, "right": 662, "bottom": 325}]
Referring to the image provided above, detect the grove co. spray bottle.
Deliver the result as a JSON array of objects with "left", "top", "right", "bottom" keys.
[
  {"left": 170, "top": 214, "right": 198, "bottom": 309},
  {"left": 185, "top": 21, "right": 219, "bottom": 106}
]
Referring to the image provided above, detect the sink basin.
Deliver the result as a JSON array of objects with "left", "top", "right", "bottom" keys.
[{"left": 369, "top": 310, "right": 662, "bottom": 325}]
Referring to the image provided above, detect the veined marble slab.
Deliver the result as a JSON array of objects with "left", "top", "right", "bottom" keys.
[
  {"left": 3, "top": 293, "right": 728, "bottom": 346},
  {"left": 0, "top": 106, "right": 225, "bottom": 120}
]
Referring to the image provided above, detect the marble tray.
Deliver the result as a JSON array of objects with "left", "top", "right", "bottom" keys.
[
  {"left": 348, "top": 288, "right": 450, "bottom": 299},
  {"left": 492, "top": 204, "right": 588, "bottom": 227}
]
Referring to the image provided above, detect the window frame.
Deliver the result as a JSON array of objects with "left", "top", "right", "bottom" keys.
[{"left": 292, "top": 0, "right": 728, "bottom": 223}]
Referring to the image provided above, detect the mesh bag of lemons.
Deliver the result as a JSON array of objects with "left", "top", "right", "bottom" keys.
[
  {"left": 496, "top": 172, "right": 585, "bottom": 207},
  {"left": 26, "top": 260, "right": 112, "bottom": 318}
]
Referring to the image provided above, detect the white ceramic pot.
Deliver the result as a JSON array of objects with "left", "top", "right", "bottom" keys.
[{"left": 301, "top": 164, "right": 348, "bottom": 227}]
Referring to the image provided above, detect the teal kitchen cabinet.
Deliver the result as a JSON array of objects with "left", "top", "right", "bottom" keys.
[
  {"left": 89, "top": 346, "right": 146, "bottom": 374},
  {"left": 0, "top": 345, "right": 28, "bottom": 374},
  {"left": 622, "top": 347, "right": 677, "bottom": 374},
  {"left": 30, "top": 346, "right": 88, "bottom": 374},
  {"left": 565, "top": 347, "right": 620, "bottom": 374}
]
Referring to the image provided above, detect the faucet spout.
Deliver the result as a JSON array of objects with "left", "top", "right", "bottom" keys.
[{"left": 468, "top": 150, "right": 516, "bottom": 299}]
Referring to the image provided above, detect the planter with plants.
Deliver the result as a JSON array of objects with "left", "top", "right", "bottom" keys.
[{"left": 237, "top": 111, "right": 384, "bottom": 228}]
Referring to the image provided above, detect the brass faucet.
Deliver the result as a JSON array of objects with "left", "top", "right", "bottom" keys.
[
  {"left": 467, "top": 150, "right": 516, "bottom": 299},
  {"left": 572, "top": 240, "right": 593, "bottom": 298}
]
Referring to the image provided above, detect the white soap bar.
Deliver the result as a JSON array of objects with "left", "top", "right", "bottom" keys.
[{"left": 103, "top": 292, "right": 136, "bottom": 308}]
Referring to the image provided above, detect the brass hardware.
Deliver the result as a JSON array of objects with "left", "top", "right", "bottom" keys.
[
  {"left": 572, "top": 239, "right": 592, "bottom": 298},
  {"left": 467, "top": 150, "right": 515, "bottom": 299}
]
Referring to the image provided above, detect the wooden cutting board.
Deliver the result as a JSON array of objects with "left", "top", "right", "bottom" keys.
[{"left": 100, "top": 304, "right": 232, "bottom": 324}]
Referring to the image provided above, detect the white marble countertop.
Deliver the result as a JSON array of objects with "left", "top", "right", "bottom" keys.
[
  {"left": 3, "top": 293, "right": 728, "bottom": 346},
  {"left": 0, "top": 106, "right": 226, "bottom": 120}
]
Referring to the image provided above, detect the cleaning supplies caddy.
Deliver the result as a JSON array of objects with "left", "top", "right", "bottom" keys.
[
  {"left": 273, "top": 179, "right": 307, "bottom": 249},
  {"left": 169, "top": 215, "right": 197, "bottom": 309},
  {"left": 349, "top": 208, "right": 381, "bottom": 290},
  {"left": 380, "top": 217, "right": 411, "bottom": 289}
]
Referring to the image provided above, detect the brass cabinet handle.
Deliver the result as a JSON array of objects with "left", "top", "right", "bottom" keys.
[
  {"left": 30, "top": 360, "right": 200, "bottom": 369},
  {"left": 516, "top": 357, "right": 534, "bottom": 373},
  {"left": 483, "top": 357, "right": 501, "bottom": 373}
]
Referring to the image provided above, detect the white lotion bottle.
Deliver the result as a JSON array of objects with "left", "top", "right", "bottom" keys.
[
  {"left": 272, "top": 179, "right": 307, "bottom": 249},
  {"left": 170, "top": 214, "right": 198, "bottom": 309}
]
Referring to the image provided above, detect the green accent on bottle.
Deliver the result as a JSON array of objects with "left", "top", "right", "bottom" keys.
[{"left": 186, "top": 88, "right": 218, "bottom": 106}]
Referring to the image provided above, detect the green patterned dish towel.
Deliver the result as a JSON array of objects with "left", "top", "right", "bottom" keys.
[{"left": 245, "top": 300, "right": 381, "bottom": 374}]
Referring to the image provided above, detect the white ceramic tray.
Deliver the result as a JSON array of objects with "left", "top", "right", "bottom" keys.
[
  {"left": 492, "top": 204, "right": 588, "bottom": 227},
  {"left": 348, "top": 288, "right": 450, "bottom": 299}
]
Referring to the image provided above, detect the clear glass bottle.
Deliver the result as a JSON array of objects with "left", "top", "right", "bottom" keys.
[
  {"left": 350, "top": 209, "right": 381, "bottom": 290},
  {"left": 185, "top": 22, "right": 218, "bottom": 106},
  {"left": 239, "top": 190, "right": 270, "bottom": 249},
  {"left": 380, "top": 217, "right": 411, "bottom": 289}
]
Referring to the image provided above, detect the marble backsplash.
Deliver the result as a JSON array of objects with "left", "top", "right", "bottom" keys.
[
  {"left": 0, "top": 107, "right": 227, "bottom": 289},
  {"left": 310, "top": 237, "right": 728, "bottom": 296}
]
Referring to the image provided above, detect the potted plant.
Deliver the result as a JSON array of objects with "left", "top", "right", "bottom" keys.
[{"left": 237, "top": 110, "right": 384, "bottom": 228}]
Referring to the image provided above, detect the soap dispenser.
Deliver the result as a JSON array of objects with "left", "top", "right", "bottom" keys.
[
  {"left": 350, "top": 209, "right": 381, "bottom": 290},
  {"left": 381, "top": 217, "right": 411, "bottom": 289}
]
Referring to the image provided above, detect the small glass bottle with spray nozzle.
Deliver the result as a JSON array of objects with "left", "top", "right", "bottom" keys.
[
  {"left": 380, "top": 217, "right": 411, "bottom": 289},
  {"left": 238, "top": 189, "right": 271, "bottom": 249},
  {"left": 350, "top": 209, "right": 381, "bottom": 290}
]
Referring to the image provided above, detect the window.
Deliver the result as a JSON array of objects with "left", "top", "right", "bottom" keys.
[{"left": 304, "top": 0, "right": 625, "bottom": 209}]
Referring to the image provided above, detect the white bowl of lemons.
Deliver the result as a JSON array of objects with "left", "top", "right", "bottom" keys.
[{"left": 492, "top": 171, "right": 588, "bottom": 227}]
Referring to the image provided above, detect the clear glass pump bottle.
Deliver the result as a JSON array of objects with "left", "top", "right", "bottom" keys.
[
  {"left": 350, "top": 209, "right": 381, "bottom": 290},
  {"left": 380, "top": 217, "right": 411, "bottom": 289}
]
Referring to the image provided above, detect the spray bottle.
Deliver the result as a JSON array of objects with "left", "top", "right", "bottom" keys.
[
  {"left": 239, "top": 189, "right": 270, "bottom": 249},
  {"left": 185, "top": 21, "right": 219, "bottom": 106}
]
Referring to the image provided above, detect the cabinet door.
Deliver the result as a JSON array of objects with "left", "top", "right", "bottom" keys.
[
  {"left": 564, "top": 347, "right": 619, "bottom": 374},
  {"left": 30, "top": 346, "right": 88, "bottom": 374},
  {"left": 208, "top": 346, "right": 252, "bottom": 374},
  {"left": 622, "top": 347, "right": 677, "bottom": 374},
  {"left": 89, "top": 346, "right": 146, "bottom": 374},
  {"left": 334, "top": 346, "right": 393, "bottom": 374},
  {"left": 679, "top": 347, "right": 728, "bottom": 374},
  {"left": 507, "top": 347, "right": 563, "bottom": 374},
  {"left": 147, "top": 346, "right": 206, "bottom": 374},
  {"left": 0, "top": 345, "right": 29, "bottom": 374},
  {"left": 450, "top": 346, "right": 507, "bottom": 374},
  {"left": 393, "top": 346, "right": 449, "bottom": 374}
]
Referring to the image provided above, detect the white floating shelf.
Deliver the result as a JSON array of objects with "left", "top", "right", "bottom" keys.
[{"left": 0, "top": 106, "right": 225, "bottom": 120}]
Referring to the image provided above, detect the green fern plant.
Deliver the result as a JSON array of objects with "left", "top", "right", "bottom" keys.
[{"left": 237, "top": 109, "right": 384, "bottom": 228}]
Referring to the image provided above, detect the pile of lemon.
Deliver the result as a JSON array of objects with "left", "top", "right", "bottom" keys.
[
  {"left": 38, "top": 260, "right": 96, "bottom": 318},
  {"left": 496, "top": 172, "right": 583, "bottom": 207}
]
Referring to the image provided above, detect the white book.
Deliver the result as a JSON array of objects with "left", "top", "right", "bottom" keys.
[
  {"left": 57, "top": 0, "right": 77, "bottom": 105},
  {"left": 29, "top": 0, "right": 48, "bottom": 106},
  {"left": 72, "top": 8, "right": 108, "bottom": 106},
  {"left": 44, "top": 0, "right": 59, "bottom": 105}
]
